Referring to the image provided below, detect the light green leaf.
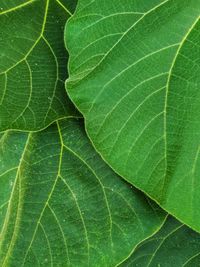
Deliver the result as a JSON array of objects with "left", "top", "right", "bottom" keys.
[
  {"left": 120, "top": 216, "right": 200, "bottom": 267},
  {"left": 0, "top": 118, "right": 165, "bottom": 267},
  {"left": 66, "top": 0, "right": 200, "bottom": 231},
  {"left": 0, "top": 0, "right": 78, "bottom": 132},
  {"left": 66, "top": 0, "right": 164, "bottom": 77}
]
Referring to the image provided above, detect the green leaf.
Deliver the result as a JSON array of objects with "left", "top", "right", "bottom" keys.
[
  {"left": 0, "top": 118, "right": 165, "bottom": 267},
  {"left": 0, "top": 131, "right": 28, "bottom": 233},
  {"left": 66, "top": 0, "right": 200, "bottom": 231},
  {"left": 0, "top": 0, "right": 78, "bottom": 132},
  {"left": 66, "top": 0, "right": 164, "bottom": 77},
  {"left": 120, "top": 216, "right": 200, "bottom": 267}
]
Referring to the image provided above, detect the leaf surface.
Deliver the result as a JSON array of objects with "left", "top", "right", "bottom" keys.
[
  {"left": 66, "top": 0, "right": 200, "bottom": 231},
  {"left": 0, "top": 0, "right": 78, "bottom": 132},
  {"left": 0, "top": 118, "right": 165, "bottom": 267},
  {"left": 120, "top": 216, "right": 200, "bottom": 267}
]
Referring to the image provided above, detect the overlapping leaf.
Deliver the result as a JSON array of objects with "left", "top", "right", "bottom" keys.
[
  {"left": 66, "top": 0, "right": 200, "bottom": 231},
  {"left": 0, "top": 118, "right": 165, "bottom": 267},
  {"left": 0, "top": 0, "right": 78, "bottom": 132},
  {"left": 120, "top": 216, "right": 200, "bottom": 267}
]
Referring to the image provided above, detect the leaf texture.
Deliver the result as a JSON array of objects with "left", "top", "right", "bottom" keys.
[
  {"left": 0, "top": 118, "right": 165, "bottom": 267},
  {"left": 0, "top": 0, "right": 78, "bottom": 132},
  {"left": 0, "top": 131, "right": 28, "bottom": 233},
  {"left": 120, "top": 216, "right": 200, "bottom": 267},
  {"left": 66, "top": 0, "right": 200, "bottom": 231}
]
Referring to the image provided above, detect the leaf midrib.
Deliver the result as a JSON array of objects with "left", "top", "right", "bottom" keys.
[
  {"left": 19, "top": 117, "right": 125, "bottom": 266},
  {"left": 0, "top": 132, "right": 32, "bottom": 267}
]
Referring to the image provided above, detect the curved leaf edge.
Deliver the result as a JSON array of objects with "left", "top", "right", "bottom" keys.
[
  {"left": 64, "top": 1, "right": 200, "bottom": 234},
  {"left": 115, "top": 215, "right": 168, "bottom": 267},
  {"left": 63, "top": 83, "right": 200, "bottom": 235},
  {"left": 0, "top": 117, "right": 166, "bottom": 267},
  {"left": 0, "top": 115, "right": 82, "bottom": 135}
]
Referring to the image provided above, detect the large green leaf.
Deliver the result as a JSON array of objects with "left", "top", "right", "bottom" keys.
[
  {"left": 0, "top": 118, "right": 165, "bottom": 267},
  {"left": 0, "top": 0, "right": 78, "bottom": 132},
  {"left": 120, "top": 216, "right": 200, "bottom": 267},
  {"left": 66, "top": 0, "right": 200, "bottom": 231}
]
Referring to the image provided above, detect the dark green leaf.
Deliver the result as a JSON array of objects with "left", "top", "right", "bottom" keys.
[
  {"left": 0, "top": 0, "right": 78, "bottom": 132},
  {"left": 0, "top": 119, "right": 165, "bottom": 267}
]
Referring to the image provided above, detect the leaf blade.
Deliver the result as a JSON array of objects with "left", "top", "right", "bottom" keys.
[
  {"left": 0, "top": 0, "right": 79, "bottom": 132},
  {"left": 0, "top": 119, "right": 165, "bottom": 267},
  {"left": 66, "top": 0, "right": 200, "bottom": 231},
  {"left": 120, "top": 216, "right": 200, "bottom": 267}
]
